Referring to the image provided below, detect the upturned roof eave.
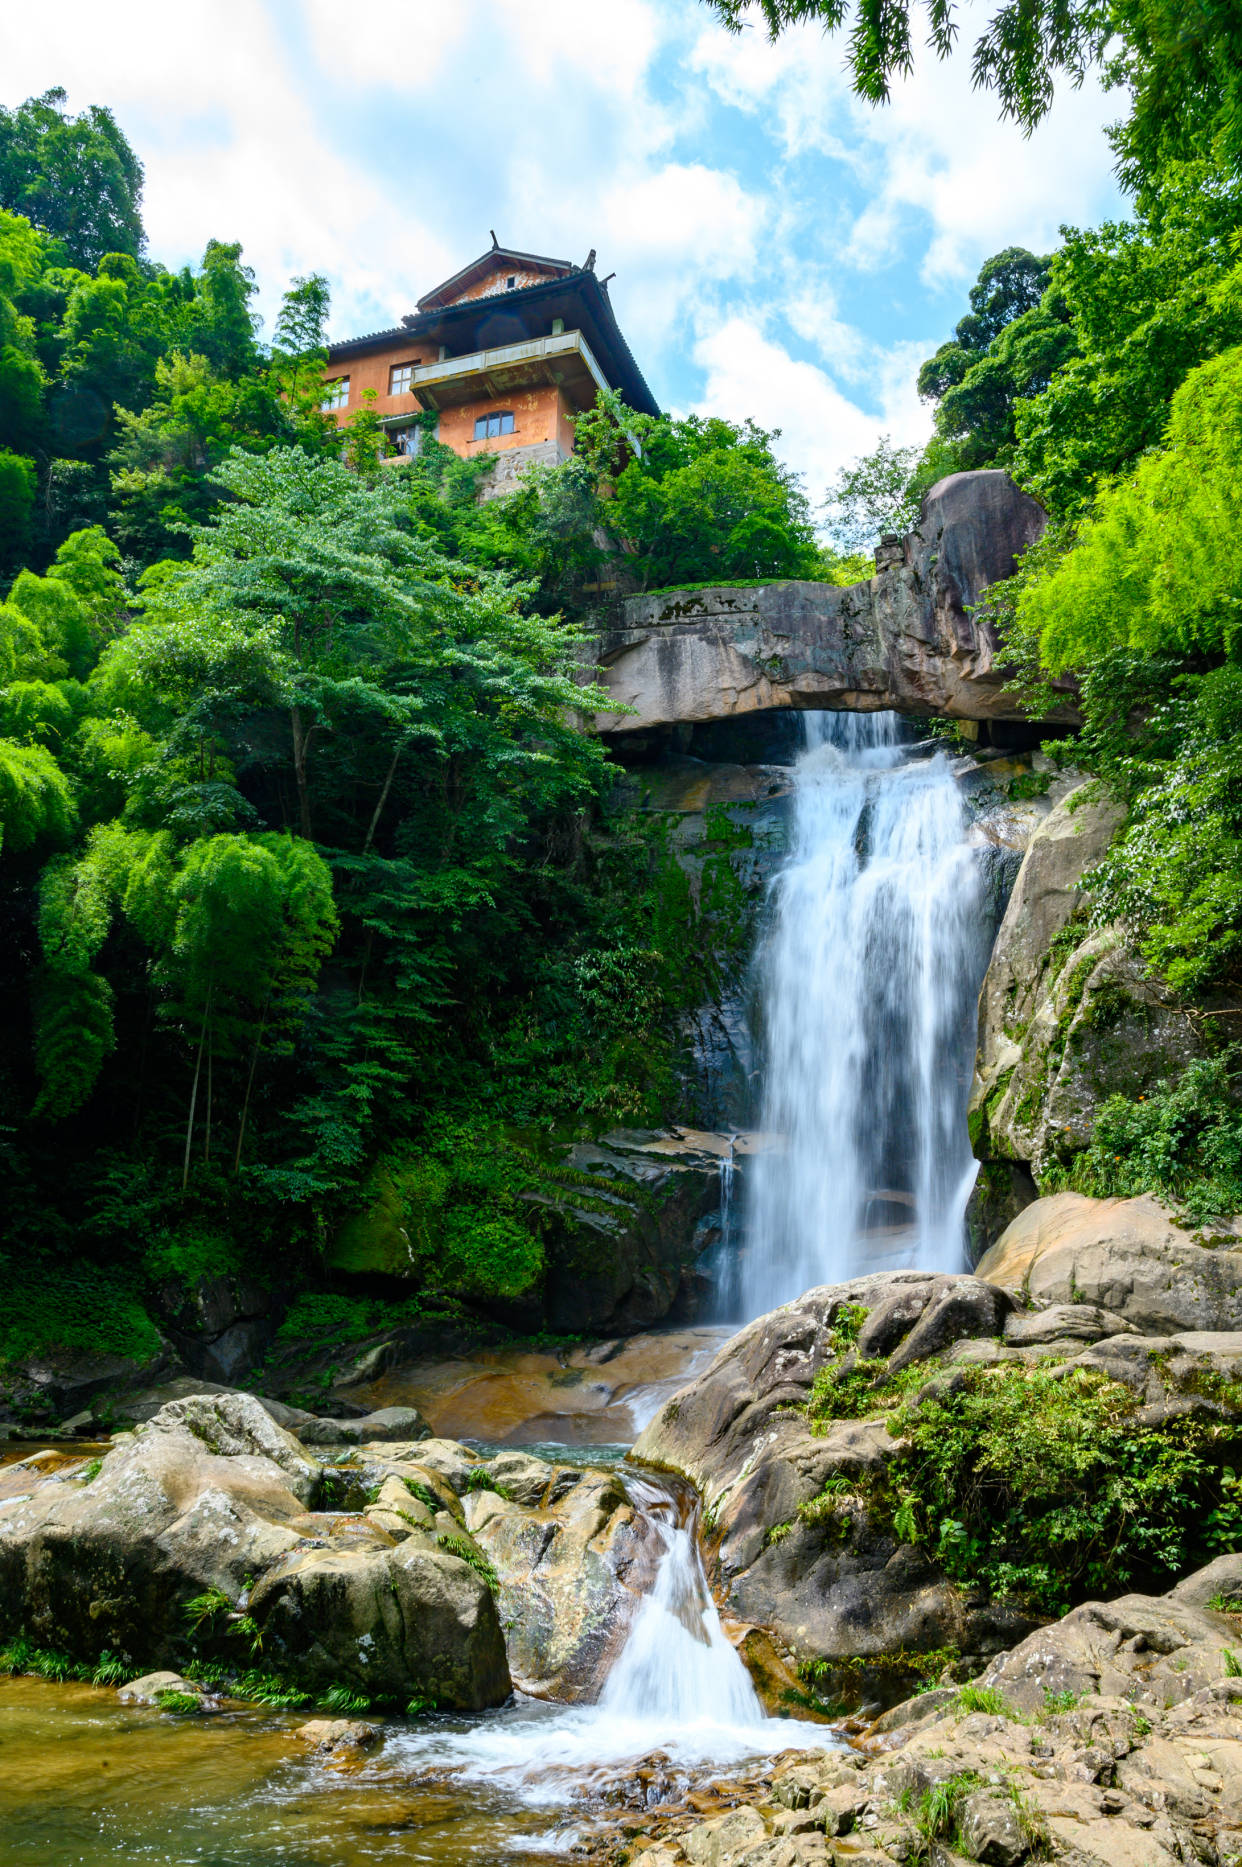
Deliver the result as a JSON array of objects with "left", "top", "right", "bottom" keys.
[{"left": 324, "top": 271, "right": 659, "bottom": 417}]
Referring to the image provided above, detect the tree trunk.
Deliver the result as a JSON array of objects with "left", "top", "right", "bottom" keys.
[
  {"left": 204, "top": 1025, "right": 213, "bottom": 1166},
  {"left": 363, "top": 739, "right": 405, "bottom": 855},
  {"left": 233, "top": 1001, "right": 269, "bottom": 1175},
  {"left": 290, "top": 706, "right": 314, "bottom": 839},
  {"left": 182, "top": 996, "right": 211, "bottom": 1193}
]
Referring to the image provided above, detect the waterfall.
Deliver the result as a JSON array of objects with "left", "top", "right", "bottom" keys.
[
  {"left": 599, "top": 1477, "right": 761, "bottom": 1726},
  {"left": 386, "top": 1472, "right": 832, "bottom": 1799},
  {"left": 738, "top": 710, "right": 985, "bottom": 1317}
]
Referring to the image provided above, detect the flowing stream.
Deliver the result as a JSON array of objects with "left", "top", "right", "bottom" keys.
[
  {"left": 0, "top": 1460, "right": 836, "bottom": 1865},
  {"left": 734, "top": 710, "right": 986, "bottom": 1316}
]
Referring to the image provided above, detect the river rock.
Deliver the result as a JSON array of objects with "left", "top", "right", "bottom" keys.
[
  {"left": 978, "top": 1588, "right": 1242, "bottom": 1711},
  {"left": 631, "top": 1272, "right": 1031, "bottom": 1690},
  {"left": 1, "top": 1339, "right": 178, "bottom": 1428},
  {"left": 978, "top": 1192, "right": 1242, "bottom": 1332},
  {"left": 464, "top": 1462, "right": 656, "bottom": 1700},
  {"left": 295, "top": 1716, "right": 381, "bottom": 1755},
  {"left": 0, "top": 1394, "right": 510, "bottom": 1709},
  {"left": 151, "top": 1267, "right": 274, "bottom": 1383},
  {"left": 0, "top": 1394, "right": 319, "bottom": 1665},
  {"left": 117, "top": 1670, "right": 204, "bottom": 1705},
  {"left": 536, "top": 1130, "right": 730, "bottom": 1331},
  {"left": 247, "top": 1535, "right": 510, "bottom": 1710},
  {"left": 324, "top": 1129, "right": 725, "bottom": 1334},
  {"left": 142, "top": 1391, "right": 320, "bottom": 1502},
  {"left": 298, "top": 1405, "right": 430, "bottom": 1446}
]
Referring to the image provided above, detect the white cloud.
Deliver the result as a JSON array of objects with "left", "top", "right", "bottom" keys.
[
  {"left": 694, "top": 316, "right": 932, "bottom": 499},
  {"left": 0, "top": 0, "right": 1123, "bottom": 447},
  {"left": 0, "top": 0, "right": 769, "bottom": 368},
  {"left": 688, "top": 6, "right": 1124, "bottom": 286},
  {"left": 301, "top": 0, "right": 468, "bottom": 91}
]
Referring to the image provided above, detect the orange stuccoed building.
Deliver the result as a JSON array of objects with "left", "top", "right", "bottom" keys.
[{"left": 320, "top": 240, "right": 659, "bottom": 492}]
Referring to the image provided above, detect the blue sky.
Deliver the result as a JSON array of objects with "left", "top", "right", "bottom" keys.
[{"left": 3, "top": 0, "right": 1126, "bottom": 496}]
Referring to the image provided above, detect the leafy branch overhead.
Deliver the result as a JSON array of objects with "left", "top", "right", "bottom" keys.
[{"left": 701, "top": 0, "right": 1242, "bottom": 196}]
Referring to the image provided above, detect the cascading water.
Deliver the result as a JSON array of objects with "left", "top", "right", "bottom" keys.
[
  {"left": 384, "top": 1473, "right": 835, "bottom": 1810},
  {"left": 737, "top": 710, "right": 986, "bottom": 1317},
  {"left": 598, "top": 1477, "right": 761, "bottom": 1728}
]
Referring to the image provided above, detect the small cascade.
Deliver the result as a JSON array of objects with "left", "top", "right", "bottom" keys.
[
  {"left": 738, "top": 710, "right": 986, "bottom": 1317},
  {"left": 714, "top": 1140, "right": 740, "bottom": 1314},
  {"left": 383, "top": 1470, "right": 830, "bottom": 1807},
  {"left": 600, "top": 1476, "right": 761, "bottom": 1727}
]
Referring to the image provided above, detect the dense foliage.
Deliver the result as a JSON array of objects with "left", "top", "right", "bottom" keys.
[
  {"left": 806, "top": 1314, "right": 1242, "bottom": 1614},
  {"left": 703, "top": 0, "right": 1242, "bottom": 199},
  {"left": 0, "top": 91, "right": 819, "bottom": 1382}
]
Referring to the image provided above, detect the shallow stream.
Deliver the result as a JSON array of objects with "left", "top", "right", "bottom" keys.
[{"left": 0, "top": 1435, "right": 837, "bottom": 1865}]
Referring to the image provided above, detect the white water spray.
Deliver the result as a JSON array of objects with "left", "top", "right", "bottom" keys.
[
  {"left": 600, "top": 1478, "right": 761, "bottom": 1727},
  {"left": 386, "top": 1475, "right": 832, "bottom": 1803},
  {"left": 738, "top": 711, "right": 985, "bottom": 1316}
]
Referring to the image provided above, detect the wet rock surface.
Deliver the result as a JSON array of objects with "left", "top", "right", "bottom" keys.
[
  {"left": 631, "top": 1273, "right": 1033, "bottom": 1687},
  {"left": 631, "top": 1268, "right": 1242, "bottom": 1695},
  {"left": 465, "top": 1461, "right": 658, "bottom": 1700}
]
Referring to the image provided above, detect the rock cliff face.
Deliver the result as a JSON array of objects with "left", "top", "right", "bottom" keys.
[
  {"left": 593, "top": 473, "right": 1069, "bottom": 733},
  {"left": 968, "top": 783, "right": 1204, "bottom": 1238}
]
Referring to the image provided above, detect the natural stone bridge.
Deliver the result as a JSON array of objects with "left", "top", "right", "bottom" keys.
[{"left": 591, "top": 470, "right": 1074, "bottom": 732}]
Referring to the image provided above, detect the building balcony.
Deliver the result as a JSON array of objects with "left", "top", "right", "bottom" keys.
[{"left": 400, "top": 328, "right": 611, "bottom": 413}]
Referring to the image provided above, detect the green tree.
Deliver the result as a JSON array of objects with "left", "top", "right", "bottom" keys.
[
  {"left": 163, "top": 832, "right": 338, "bottom": 1183},
  {"left": 0, "top": 89, "right": 145, "bottom": 270},
  {"left": 0, "top": 450, "right": 35, "bottom": 575},
  {"left": 823, "top": 435, "right": 924, "bottom": 552},
  {"left": 916, "top": 248, "right": 1073, "bottom": 471},
  {"left": 272, "top": 272, "right": 331, "bottom": 407}
]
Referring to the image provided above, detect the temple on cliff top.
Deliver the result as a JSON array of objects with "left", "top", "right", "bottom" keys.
[{"left": 320, "top": 239, "right": 658, "bottom": 490}]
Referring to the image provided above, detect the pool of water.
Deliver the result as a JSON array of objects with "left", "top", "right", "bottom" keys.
[{"left": 0, "top": 1674, "right": 830, "bottom": 1865}]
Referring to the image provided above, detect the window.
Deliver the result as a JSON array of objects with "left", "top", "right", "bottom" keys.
[
  {"left": 506, "top": 275, "right": 516, "bottom": 289},
  {"left": 473, "top": 411, "right": 515, "bottom": 440},
  {"left": 321, "top": 377, "right": 349, "bottom": 411},
  {"left": 392, "top": 425, "right": 421, "bottom": 457},
  {"left": 389, "top": 362, "right": 415, "bottom": 395}
]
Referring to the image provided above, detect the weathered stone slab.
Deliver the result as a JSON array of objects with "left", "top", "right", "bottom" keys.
[{"left": 592, "top": 473, "right": 1066, "bottom": 732}]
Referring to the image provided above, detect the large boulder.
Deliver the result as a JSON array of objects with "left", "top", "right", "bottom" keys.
[
  {"left": 969, "top": 784, "right": 1203, "bottom": 1201},
  {"left": 464, "top": 1461, "right": 657, "bottom": 1700},
  {"left": 631, "top": 1272, "right": 1031, "bottom": 1691},
  {"left": 0, "top": 1395, "right": 317, "bottom": 1661},
  {"left": 536, "top": 1130, "right": 730, "bottom": 1332},
  {"left": 141, "top": 1390, "right": 320, "bottom": 1501},
  {"left": 323, "top": 1129, "right": 726, "bottom": 1334},
  {"left": 978, "top": 1192, "right": 1242, "bottom": 1332},
  {"left": 248, "top": 1537, "right": 510, "bottom": 1710},
  {"left": 979, "top": 1587, "right": 1242, "bottom": 1712},
  {"left": 0, "top": 1393, "right": 511, "bottom": 1710}
]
